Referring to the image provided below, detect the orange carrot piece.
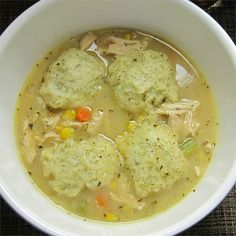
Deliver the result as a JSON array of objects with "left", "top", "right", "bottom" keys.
[
  {"left": 76, "top": 107, "right": 91, "bottom": 122},
  {"left": 96, "top": 194, "right": 106, "bottom": 208}
]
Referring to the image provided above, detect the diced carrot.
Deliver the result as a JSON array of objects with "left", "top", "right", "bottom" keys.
[
  {"left": 96, "top": 193, "right": 106, "bottom": 208},
  {"left": 76, "top": 107, "right": 91, "bottom": 122}
]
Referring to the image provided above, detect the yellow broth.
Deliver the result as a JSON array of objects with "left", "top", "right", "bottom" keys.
[{"left": 15, "top": 28, "right": 218, "bottom": 222}]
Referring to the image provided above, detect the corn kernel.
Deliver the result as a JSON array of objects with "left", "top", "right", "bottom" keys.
[
  {"left": 60, "top": 127, "right": 75, "bottom": 139},
  {"left": 110, "top": 179, "right": 118, "bottom": 191},
  {"left": 127, "top": 121, "right": 136, "bottom": 132},
  {"left": 62, "top": 109, "right": 76, "bottom": 120},
  {"left": 104, "top": 212, "right": 118, "bottom": 222}
]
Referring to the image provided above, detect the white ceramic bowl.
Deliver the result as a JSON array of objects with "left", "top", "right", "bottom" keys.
[{"left": 0, "top": 0, "right": 236, "bottom": 235}]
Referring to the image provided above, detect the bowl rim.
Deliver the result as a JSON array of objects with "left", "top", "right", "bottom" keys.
[{"left": 0, "top": 0, "right": 236, "bottom": 236}]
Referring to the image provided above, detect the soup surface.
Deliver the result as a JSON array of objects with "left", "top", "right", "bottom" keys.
[{"left": 15, "top": 28, "right": 218, "bottom": 222}]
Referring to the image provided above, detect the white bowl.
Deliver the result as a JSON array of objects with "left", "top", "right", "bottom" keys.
[{"left": 0, "top": 0, "right": 236, "bottom": 235}]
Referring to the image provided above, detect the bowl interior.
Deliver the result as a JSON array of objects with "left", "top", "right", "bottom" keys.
[{"left": 0, "top": 0, "right": 236, "bottom": 235}]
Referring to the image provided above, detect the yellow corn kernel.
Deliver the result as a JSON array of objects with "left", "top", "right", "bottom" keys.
[
  {"left": 104, "top": 212, "right": 118, "bottom": 222},
  {"left": 110, "top": 179, "right": 118, "bottom": 191},
  {"left": 127, "top": 121, "right": 136, "bottom": 132},
  {"left": 60, "top": 127, "right": 75, "bottom": 139},
  {"left": 62, "top": 109, "right": 76, "bottom": 120}
]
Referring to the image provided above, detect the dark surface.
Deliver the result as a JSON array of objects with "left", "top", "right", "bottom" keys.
[{"left": 0, "top": 0, "right": 235, "bottom": 235}]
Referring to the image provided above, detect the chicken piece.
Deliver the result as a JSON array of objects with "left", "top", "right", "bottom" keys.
[
  {"left": 34, "top": 131, "right": 61, "bottom": 143},
  {"left": 202, "top": 140, "right": 215, "bottom": 154},
  {"left": 22, "top": 115, "right": 40, "bottom": 163},
  {"left": 110, "top": 173, "right": 145, "bottom": 210},
  {"left": 60, "top": 120, "right": 84, "bottom": 128},
  {"left": 42, "top": 115, "right": 60, "bottom": 129},
  {"left": 22, "top": 129, "right": 36, "bottom": 163},
  {"left": 194, "top": 166, "right": 201, "bottom": 176},
  {"left": 184, "top": 110, "right": 200, "bottom": 136},
  {"left": 168, "top": 114, "right": 188, "bottom": 138},
  {"left": 156, "top": 99, "right": 200, "bottom": 138},
  {"left": 110, "top": 192, "right": 145, "bottom": 210},
  {"left": 79, "top": 32, "right": 97, "bottom": 51},
  {"left": 44, "top": 131, "right": 61, "bottom": 141},
  {"left": 155, "top": 99, "right": 200, "bottom": 115},
  {"left": 87, "top": 110, "right": 104, "bottom": 134},
  {"left": 97, "top": 36, "right": 147, "bottom": 56}
]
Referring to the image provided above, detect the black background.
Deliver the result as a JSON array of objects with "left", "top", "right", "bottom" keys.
[{"left": 0, "top": 0, "right": 235, "bottom": 235}]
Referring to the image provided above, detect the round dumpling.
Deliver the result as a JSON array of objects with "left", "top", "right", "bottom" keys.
[
  {"left": 41, "top": 136, "right": 123, "bottom": 197},
  {"left": 108, "top": 50, "right": 178, "bottom": 113},
  {"left": 40, "top": 48, "right": 105, "bottom": 109},
  {"left": 116, "top": 119, "right": 184, "bottom": 197}
]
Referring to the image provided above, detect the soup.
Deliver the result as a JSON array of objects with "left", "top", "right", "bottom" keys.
[{"left": 15, "top": 28, "right": 218, "bottom": 222}]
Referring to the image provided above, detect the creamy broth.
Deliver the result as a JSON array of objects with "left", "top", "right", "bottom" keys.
[{"left": 15, "top": 28, "right": 218, "bottom": 222}]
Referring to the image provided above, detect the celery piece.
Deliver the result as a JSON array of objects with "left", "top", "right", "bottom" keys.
[
  {"left": 77, "top": 199, "right": 87, "bottom": 216},
  {"left": 179, "top": 137, "right": 198, "bottom": 155}
]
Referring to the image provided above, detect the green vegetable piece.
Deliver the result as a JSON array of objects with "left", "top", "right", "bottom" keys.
[
  {"left": 179, "top": 137, "right": 198, "bottom": 155},
  {"left": 77, "top": 199, "right": 87, "bottom": 216}
]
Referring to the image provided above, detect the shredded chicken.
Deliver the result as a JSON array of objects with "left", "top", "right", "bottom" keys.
[
  {"left": 79, "top": 32, "right": 97, "bottom": 51},
  {"left": 109, "top": 173, "right": 145, "bottom": 210},
  {"left": 202, "top": 140, "right": 215, "bottom": 153},
  {"left": 23, "top": 113, "right": 39, "bottom": 132},
  {"left": 156, "top": 99, "right": 200, "bottom": 115},
  {"left": 42, "top": 115, "right": 60, "bottom": 129},
  {"left": 22, "top": 130, "right": 36, "bottom": 163},
  {"left": 87, "top": 110, "right": 104, "bottom": 133},
  {"left": 35, "top": 131, "right": 61, "bottom": 143},
  {"left": 168, "top": 114, "right": 188, "bottom": 138},
  {"left": 44, "top": 131, "right": 61, "bottom": 140},
  {"left": 23, "top": 118, "right": 30, "bottom": 132},
  {"left": 110, "top": 192, "right": 145, "bottom": 210},
  {"left": 156, "top": 99, "right": 200, "bottom": 138},
  {"left": 97, "top": 36, "right": 147, "bottom": 56},
  {"left": 61, "top": 120, "right": 84, "bottom": 128},
  {"left": 184, "top": 111, "right": 200, "bottom": 136},
  {"left": 22, "top": 117, "right": 39, "bottom": 163},
  {"left": 194, "top": 166, "right": 201, "bottom": 176},
  {"left": 36, "top": 96, "right": 46, "bottom": 109}
]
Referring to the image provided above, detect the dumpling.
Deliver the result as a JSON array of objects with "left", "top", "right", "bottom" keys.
[
  {"left": 41, "top": 136, "right": 123, "bottom": 197},
  {"left": 116, "top": 119, "right": 184, "bottom": 197},
  {"left": 108, "top": 50, "right": 178, "bottom": 113},
  {"left": 40, "top": 48, "right": 105, "bottom": 109}
]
